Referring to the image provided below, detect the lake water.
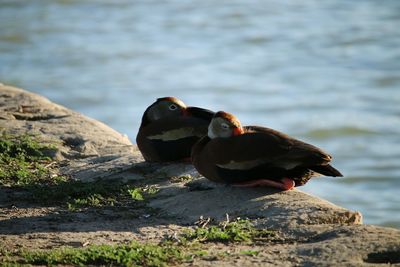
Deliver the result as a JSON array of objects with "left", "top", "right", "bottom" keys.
[{"left": 1, "top": 0, "right": 399, "bottom": 228}]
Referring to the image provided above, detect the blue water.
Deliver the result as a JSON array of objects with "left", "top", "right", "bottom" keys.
[{"left": 1, "top": 0, "right": 400, "bottom": 228}]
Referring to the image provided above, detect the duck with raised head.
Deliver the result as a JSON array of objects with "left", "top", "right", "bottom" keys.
[
  {"left": 136, "top": 97, "right": 214, "bottom": 162},
  {"left": 191, "top": 111, "right": 342, "bottom": 190}
]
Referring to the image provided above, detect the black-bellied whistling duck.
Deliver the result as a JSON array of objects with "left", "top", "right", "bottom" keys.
[
  {"left": 136, "top": 97, "right": 214, "bottom": 162},
  {"left": 191, "top": 111, "right": 342, "bottom": 190}
]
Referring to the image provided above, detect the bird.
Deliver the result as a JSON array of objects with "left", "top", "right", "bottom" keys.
[
  {"left": 191, "top": 111, "right": 342, "bottom": 190},
  {"left": 136, "top": 97, "right": 214, "bottom": 162}
]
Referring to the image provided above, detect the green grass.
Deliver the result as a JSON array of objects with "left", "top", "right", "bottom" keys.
[
  {"left": 18, "top": 241, "right": 186, "bottom": 267},
  {"left": 16, "top": 217, "right": 276, "bottom": 264},
  {"left": 32, "top": 180, "right": 160, "bottom": 211},
  {"left": 0, "top": 246, "right": 15, "bottom": 266},
  {"left": 128, "top": 185, "right": 159, "bottom": 201},
  {"left": 1, "top": 219, "right": 278, "bottom": 265},
  {"left": 0, "top": 133, "right": 63, "bottom": 186},
  {"left": 3, "top": 241, "right": 210, "bottom": 266},
  {"left": 182, "top": 218, "right": 276, "bottom": 243},
  {"left": 240, "top": 250, "right": 260, "bottom": 256},
  {"left": 170, "top": 174, "right": 193, "bottom": 183},
  {"left": 67, "top": 192, "right": 117, "bottom": 211},
  {"left": 128, "top": 188, "right": 145, "bottom": 201},
  {"left": 0, "top": 133, "right": 160, "bottom": 210}
]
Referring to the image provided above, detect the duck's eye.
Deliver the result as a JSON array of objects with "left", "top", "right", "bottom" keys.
[
  {"left": 169, "top": 104, "right": 178, "bottom": 111},
  {"left": 221, "top": 123, "right": 230, "bottom": 129}
]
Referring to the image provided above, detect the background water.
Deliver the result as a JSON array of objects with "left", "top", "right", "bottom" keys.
[{"left": 1, "top": 0, "right": 399, "bottom": 228}]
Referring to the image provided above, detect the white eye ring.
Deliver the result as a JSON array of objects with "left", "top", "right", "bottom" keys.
[
  {"left": 221, "top": 123, "right": 229, "bottom": 129},
  {"left": 169, "top": 104, "right": 178, "bottom": 110}
]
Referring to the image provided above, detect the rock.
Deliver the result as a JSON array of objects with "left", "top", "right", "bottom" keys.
[
  {"left": 0, "top": 84, "right": 141, "bottom": 182},
  {"left": 0, "top": 83, "right": 399, "bottom": 266}
]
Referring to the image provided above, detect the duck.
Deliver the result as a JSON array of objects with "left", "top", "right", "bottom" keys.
[
  {"left": 191, "top": 111, "right": 342, "bottom": 190},
  {"left": 136, "top": 97, "right": 214, "bottom": 162}
]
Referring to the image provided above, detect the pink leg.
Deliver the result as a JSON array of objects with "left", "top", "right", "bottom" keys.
[{"left": 233, "top": 178, "right": 295, "bottom": 191}]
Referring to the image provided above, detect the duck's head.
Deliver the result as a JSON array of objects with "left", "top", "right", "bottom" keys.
[
  {"left": 144, "top": 97, "right": 188, "bottom": 123},
  {"left": 208, "top": 111, "right": 244, "bottom": 139}
]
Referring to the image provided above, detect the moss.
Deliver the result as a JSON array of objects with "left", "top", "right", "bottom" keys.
[
  {"left": 0, "top": 133, "right": 157, "bottom": 210},
  {"left": 240, "top": 250, "right": 260, "bottom": 256},
  {"left": 182, "top": 218, "right": 276, "bottom": 244},
  {"left": 1, "top": 219, "right": 278, "bottom": 265},
  {"left": 29, "top": 180, "right": 160, "bottom": 211},
  {"left": 128, "top": 185, "right": 159, "bottom": 201},
  {"left": 18, "top": 241, "right": 186, "bottom": 267},
  {"left": 4, "top": 240, "right": 221, "bottom": 266},
  {"left": 0, "top": 247, "right": 16, "bottom": 266},
  {"left": 67, "top": 193, "right": 117, "bottom": 211},
  {"left": 128, "top": 188, "right": 145, "bottom": 201},
  {"left": 0, "top": 133, "right": 63, "bottom": 186},
  {"left": 170, "top": 174, "right": 193, "bottom": 183},
  {"left": 0, "top": 133, "right": 162, "bottom": 211}
]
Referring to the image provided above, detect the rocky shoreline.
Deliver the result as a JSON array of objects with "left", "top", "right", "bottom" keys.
[{"left": 0, "top": 83, "right": 399, "bottom": 266}]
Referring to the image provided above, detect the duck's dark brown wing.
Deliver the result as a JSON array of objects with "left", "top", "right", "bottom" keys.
[
  {"left": 245, "top": 126, "right": 342, "bottom": 176},
  {"left": 208, "top": 125, "right": 333, "bottom": 171}
]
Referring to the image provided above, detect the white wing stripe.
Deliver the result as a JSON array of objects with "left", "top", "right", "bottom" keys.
[
  {"left": 147, "top": 127, "right": 202, "bottom": 141},
  {"left": 216, "top": 159, "right": 267, "bottom": 170}
]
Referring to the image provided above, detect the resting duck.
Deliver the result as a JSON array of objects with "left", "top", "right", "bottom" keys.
[
  {"left": 191, "top": 111, "right": 342, "bottom": 190},
  {"left": 136, "top": 97, "right": 214, "bottom": 162}
]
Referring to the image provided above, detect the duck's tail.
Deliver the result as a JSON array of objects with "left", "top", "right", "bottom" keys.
[{"left": 310, "top": 164, "right": 343, "bottom": 177}]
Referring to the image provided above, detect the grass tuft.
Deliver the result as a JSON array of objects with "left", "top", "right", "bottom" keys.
[
  {"left": 128, "top": 188, "right": 145, "bottom": 201},
  {"left": 182, "top": 218, "right": 276, "bottom": 243},
  {"left": 127, "top": 185, "right": 158, "bottom": 201},
  {"left": 20, "top": 241, "right": 185, "bottom": 266},
  {"left": 240, "top": 250, "right": 260, "bottom": 256},
  {"left": 2, "top": 218, "right": 278, "bottom": 265},
  {"left": 57, "top": 181, "right": 159, "bottom": 211},
  {"left": 0, "top": 133, "right": 160, "bottom": 210},
  {"left": 0, "top": 133, "right": 63, "bottom": 186},
  {"left": 170, "top": 175, "right": 193, "bottom": 183}
]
